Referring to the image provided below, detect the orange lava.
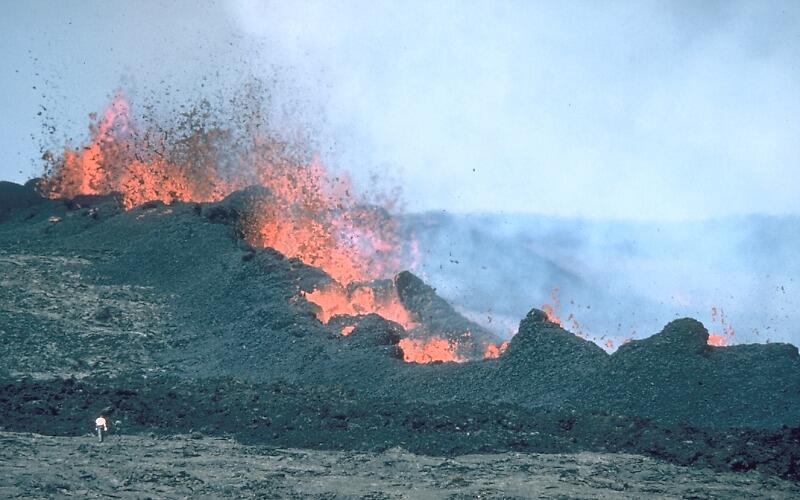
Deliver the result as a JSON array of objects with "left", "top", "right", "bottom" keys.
[
  {"left": 341, "top": 325, "right": 356, "bottom": 336},
  {"left": 303, "top": 283, "right": 417, "bottom": 330},
  {"left": 541, "top": 287, "right": 568, "bottom": 326},
  {"left": 398, "top": 337, "right": 466, "bottom": 363},
  {"left": 707, "top": 334, "right": 727, "bottom": 346},
  {"left": 43, "top": 92, "right": 407, "bottom": 287},
  {"left": 708, "top": 306, "right": 735, "bottom": 346},
  {"left": 541, "top": 304, "right": 562, "bottom": 326},
  {"left": 243, "top": 158, "right": 403, "bottom": 285},
  {"left": 483, "top": 341, "right": 509, "bottom": 359},
  {"left": 541, "top": 288, "right": 591, "bottom": 339},
  {"left": 42, "top": 93, "right": 234, "bottom": 209},
  {"left": 42, "top": 92, "right": 509, "bottom": 365},
  {"left": 42, "top": 94, "right": 404, "bottom": 286}
]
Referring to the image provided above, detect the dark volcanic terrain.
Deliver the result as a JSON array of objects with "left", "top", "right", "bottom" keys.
[{"left": 2, "top": 180, "right": 800, "bottom": 494}]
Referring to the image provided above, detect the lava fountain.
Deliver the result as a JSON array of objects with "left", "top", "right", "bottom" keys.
[{"left": 40, "top": 90, "right": 506, "bottom": 363}]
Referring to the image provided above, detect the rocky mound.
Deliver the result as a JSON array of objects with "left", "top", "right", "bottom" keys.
[
  {"left": 395, "top": 270, "right": 500, "bottom": 360},
  {"left": 599, "top": 318, "right": 800, "bottom": 427},
  {"left": 0, "top": 180, "right": 44, "bottom": 219}
]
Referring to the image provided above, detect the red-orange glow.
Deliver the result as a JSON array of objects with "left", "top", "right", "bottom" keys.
[
  {"left": 303, "top": 283, "right": 417, "bottom": 330},
  {"left": 398, "top": 337, "right": 466, "bottom": 363},
  {"left": 243, "top": 155, "right": 404, "bottom": 285},
  {"left": 708, "top": 306, "right": 735, "bottom": 346},
  {"left": 42, "top": 93, "right": 509, "bottom": 366},
  {"left": 43, "top": 93, "right": 127, "bottom": 200},
  {"left": 43, "top": 92, "right": 410, "bottom": 296},
  {"left": 341, "top": 325, "right": 355, "bottom": 336},
  {"left": 483, "top": 341, "right": 509, "bottom": 359},
  {"left": 42, "top": 93, "right": 233, "bottom": 209},
  {"left": 707, "top": 334, "right": 727, "bottom": 346},
  {"left": 399, "top": 334, "right": 509, "bottom": 364},
  {"left": 541, "top": 288, "right": 590, "bottom": 339},
  {"left": 541, "top": 287, "right": 564, "bottom": 326},
  {"left": 541, "top": 304, "right": 562, "bottom": 326}
]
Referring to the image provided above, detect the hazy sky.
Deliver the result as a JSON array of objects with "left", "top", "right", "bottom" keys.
[{"left": 1, "top": 0, "right": 798, "bottom": 219}]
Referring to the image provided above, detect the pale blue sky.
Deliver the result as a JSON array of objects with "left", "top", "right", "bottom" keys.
[{"left": 1, "top": 0, "right": 798, "bottom": 219}]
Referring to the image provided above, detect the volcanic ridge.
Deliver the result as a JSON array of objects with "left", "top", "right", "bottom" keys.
[{"left": 2, "top": 179, "right": 800, "bottom": 483}]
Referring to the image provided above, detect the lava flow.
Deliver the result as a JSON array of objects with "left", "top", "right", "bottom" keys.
[
  {"left": 41, "top": 91, "right": 505, "bottom": 363},
  {"left": 398, "top": 337, "right": 466, "bottom": 363},
  {"left": 483, "top": 341, "right": 510, "bottom": 359},
  {"left": 302, "top": 283, "right": 417, "bottom": 329}
]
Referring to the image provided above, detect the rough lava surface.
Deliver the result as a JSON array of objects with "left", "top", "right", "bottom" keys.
[{"left": 2, "top": 181, "right": 800, "bottom": 492}]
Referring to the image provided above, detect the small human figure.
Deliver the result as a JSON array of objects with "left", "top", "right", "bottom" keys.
[{"left": 95, "top": 416, "right": 108, "bottom": 442}]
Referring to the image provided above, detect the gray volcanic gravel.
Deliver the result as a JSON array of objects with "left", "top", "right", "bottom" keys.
[{"left": 2, "top": 432, "right": 799, "bottom": 499}]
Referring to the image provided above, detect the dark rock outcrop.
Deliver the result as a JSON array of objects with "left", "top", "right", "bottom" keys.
[
  {"left": 614, "top": 318, "right": 709, "bottom": 357},
  {"left": 395, "top": 270, "right": 499, "bottom": 345},
  {"left": 345, "top": 314, "right": 403, "bottom": 348},
  {"left": 202, "top": 185, "right": 271, "bottom": 225},
  {"left": 505, "top": 308, "right": 608, "bottom": 362},
  {"left": 0, "top": 181, "right": 44, "bottom": 219}
]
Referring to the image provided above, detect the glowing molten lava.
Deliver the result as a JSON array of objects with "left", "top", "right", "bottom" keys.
[
  {"left": 541, "top": 304, "right": 562, "bottom": 326},
  {"left": 42, "top": 92, "right": 505, "bottom": 363},
  {"left": 43, "top": 93, "right": 234, "bottom": 209},
  {"left": 483, "top": 341, "right": 509, "bottom": 359},
  {"left": 708, "top": 306, "right": 735, "bottom": 346},
  {"left": 303, "top": 283, "right": 417, "bottom": 330},
  {"left": 707, "top": 334, "right": 727, "bottom": 346},
  {"left": 541, "top": 287, "right": 591, "bottom": 340},
  {"left": 398, "top": 337, "right": 466, "bottom": 363},
  {"left": 42, "top": 92, "right": 404, "bottom": 288},
  {"left": 42, "top": 92, "right": 516, "bottom": 364},
  {"left": 243, "top": 160, "right": 403, "bottom": 285}
]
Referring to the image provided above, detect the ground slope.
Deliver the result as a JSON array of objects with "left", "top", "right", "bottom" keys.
[{"left": 2, "top": 181, "right": 800, "bottom": 481}]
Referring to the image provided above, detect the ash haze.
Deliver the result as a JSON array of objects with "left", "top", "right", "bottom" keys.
[
  {"left": 1, "top": 0, "right": 798, "bottom": 219},
  {"left": 0, "top": 1, "right": 798, "bottom": 347}
]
